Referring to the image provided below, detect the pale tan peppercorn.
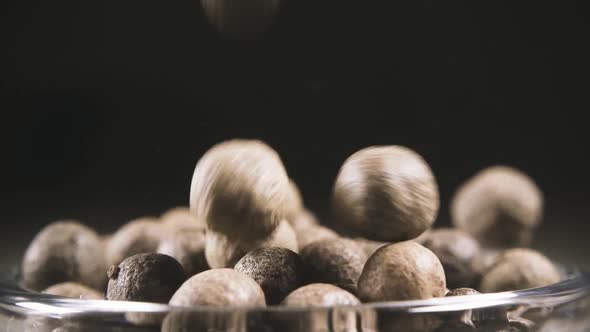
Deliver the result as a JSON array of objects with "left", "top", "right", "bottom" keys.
[
  {"left": 190, "top": 139, "right": 291, "bottom": 241},
  {"left": 451, "top": 166, "right": 543, "bottom": 247},
  {"left": 22, "top": 221, "right": 107, "bottom": 291},
  {"left": 480, "top": 248, "right": 560, "bottom": 292},
  {"left": 352, "top": 237, "right": 388, "bottom": 257},
  {"left": 358, "top": 241, "right": 446, "bottom": 302},
  {"left": 105, "top": 217, "right": 162, "bottom": 267},
  {"left": 157, "top": 227, "right": 208, "bottom": 277},
  {"left": 332, "top": 146, "right": 439, "bottom": 242},
  {"left": 169, "top": 268, "right": 266, "bottom": 307},
  {"left": 290, "top": 209, "right": 340, "bottom": 248},
  {"left": 43, "top": 282, "right": 103, "bottom": 300},
  {"left": 282, "top": 283, "right": 360, "bottom": 306},
  {"left": 285, "top": 179, "right": 304, "bottom": 224},
  {"left": 160, "top": 206, "right": 205, "bottom": 230}
]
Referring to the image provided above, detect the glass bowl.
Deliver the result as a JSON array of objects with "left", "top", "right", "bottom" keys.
[{"left": 0, "top": 266, "right": 588, "bottom": 332}]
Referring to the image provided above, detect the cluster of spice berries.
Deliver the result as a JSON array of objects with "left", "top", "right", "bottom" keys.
[{"left": 21, "top": 139, "right": 559, "bottom": 331}]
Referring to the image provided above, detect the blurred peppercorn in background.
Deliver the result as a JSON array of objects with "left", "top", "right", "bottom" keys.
[{"left": 0, "top": 0, "right": 588, "bottom": 270}]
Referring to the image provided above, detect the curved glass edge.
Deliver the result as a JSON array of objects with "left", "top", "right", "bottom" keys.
[{"left": 0, "top": 268, "right": 588, "bottom": 316}]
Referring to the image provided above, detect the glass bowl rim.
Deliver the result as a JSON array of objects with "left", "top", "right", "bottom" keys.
[{"left": 1, "top": 266, "right": 589, "bottom": 316}]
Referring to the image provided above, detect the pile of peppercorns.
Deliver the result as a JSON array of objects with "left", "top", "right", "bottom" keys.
[{"left": 21, "top": 139, "right": 560, "bottom": 331}]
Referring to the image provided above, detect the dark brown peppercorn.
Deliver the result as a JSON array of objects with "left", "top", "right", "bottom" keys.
[
  {"left": 300, "top": 238, "right": 368, "bottom": 294},
  {"left": 443, "top": 288, "right": 508, "bottom": 331},
  {"left": 420, "top": 228, "right": 481, "bottom": 289},
  {"left": 106, "top": 253, "right": 185, "bottom": 303},
  {"left": 234, "top": 247, "right": 304, "bottom": 305},
  {"left": 22, "top": 220, "right": 107, "bottom": 291}
]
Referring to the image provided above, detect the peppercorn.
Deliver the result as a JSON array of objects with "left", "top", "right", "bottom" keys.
[
  {"left": 451, "top": 166, "right": 543, "bottom": 248},
  {"left": 291, "top": 209, "right": 340, "bottom": 248},
  {"left": 157, "top": 227, "right": 208, "bottom": 277},
  {"left": 22, "top": 220, "right": 106, "bottom": 291},
  {"left": 43, "top": 282, "right": 103, "bottom": 300},
  {"left": 105, "top": 217, "right": 162, "bottom": 267},
  {"left": 358, "top": 241, "right": 446, "bottom": 302},
  {"left": 332, "top": 145, "right": 439, "bottom": 242},
  {"left": 169, "top": 268, "right": 266, "bottom": 306},
  {"left": 420, "top": 228, "right": 481, "bottom": 289},
  {"left": 106, "top": 253, "right": 185, "bottom": 303},
  {"left": 160, "top": 206, "right": 205, "bottom": 230},
  {"left": 190, "top": 139, "right": 291, "bottom": 241},
  {"left": 234, "top": 247, "right": 303, "bottom": 305},
  {"left": 300, "top": 237, "right": 368, "bottom": 294},
  {"left": 282, "top": 283, "right": 360, "bottom": 306},
  {"left": 205, "top": 219, "right": 298, "bottom": 268},
  {"left": 480, "top": 248, "right": 560, "bottom": 292}
]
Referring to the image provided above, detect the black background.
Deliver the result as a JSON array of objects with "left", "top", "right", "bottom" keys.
[{"left": 1, "top": 0, "right": 588, "bottom": 269}]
